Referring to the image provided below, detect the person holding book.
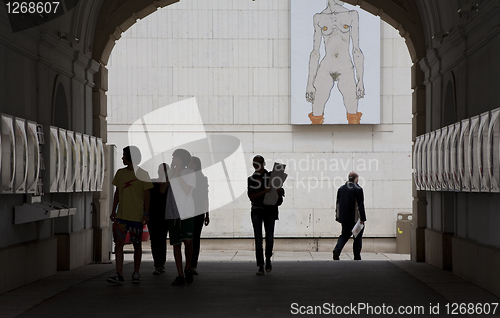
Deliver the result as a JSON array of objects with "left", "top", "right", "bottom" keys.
[
  {"left": 247, "top": 155, "right": 284, "bottom": 275},
  {"left": 333, "top": 171, "right": 366, "bottom": 260}
]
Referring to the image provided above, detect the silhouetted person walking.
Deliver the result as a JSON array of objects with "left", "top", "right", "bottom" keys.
[
  {"left": 149, "top": 163, "right": 169, "bottom": 275},
  {"left": 108, "top": 146, "right": 153, "bottom": 284},
  {"left": 333, "top": 172, "right": 366, "bottom": 260},
  {"left": 248, "top": 155, "right": 284, "bottom": 275},
  {"left": 189, "top": 156, "right": 209, "bottom": 275},
  {"left": 166, "top": 149, "right": 196, "bottom": 286}
]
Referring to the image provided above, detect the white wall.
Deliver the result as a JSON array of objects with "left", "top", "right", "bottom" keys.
[{"left": 107, "top": 0, "right": 413, "bottom": 238}]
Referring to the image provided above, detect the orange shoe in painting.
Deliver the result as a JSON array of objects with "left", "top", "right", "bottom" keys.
[
  {"left": 346, "top": 112, "right": 362, "bottom": 124},
  {"left": 308, "top": 112, "right": 324, "bottom": 124}
]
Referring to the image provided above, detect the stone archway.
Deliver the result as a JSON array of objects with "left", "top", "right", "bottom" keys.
[
  {"left": 341, "top": 0, "right": 427, "bottom": 261},
  {"left": 92, "top": 0, "right": 180, "bottom": 142},
  {"left": 91, "top": 0, "right": 427, "bottom": 262}
]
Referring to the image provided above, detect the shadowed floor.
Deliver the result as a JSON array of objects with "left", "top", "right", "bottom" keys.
[{"left": 1, "top": 250, "right": 499, "bottom": 318}]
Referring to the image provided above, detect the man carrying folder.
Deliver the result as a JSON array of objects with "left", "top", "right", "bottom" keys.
[{"left": 333, "top": 172, "right": 366, "bottom": 260}]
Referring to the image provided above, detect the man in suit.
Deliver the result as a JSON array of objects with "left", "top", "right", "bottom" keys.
[{"left": 333, "top": 171, "right": 366, "bottom": 260}]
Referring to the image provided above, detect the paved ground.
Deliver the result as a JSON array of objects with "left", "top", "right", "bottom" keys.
[{"left": 1, "top": 248, "right": 499, "bottom": 318}]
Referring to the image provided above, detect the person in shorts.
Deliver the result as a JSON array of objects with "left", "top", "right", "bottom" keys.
[
  {"left": 166, "top": 148, "right": 196, "bottom": 286},
  {"left": 107, "top": 146, "right": 153, "bottom": 284}
]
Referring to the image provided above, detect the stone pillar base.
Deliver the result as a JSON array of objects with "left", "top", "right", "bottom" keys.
[
  {"left": 56, "top": 229, "right": 93, "bottom": 271},
  {"left": 0, "top": 237, "right": 57, "bottom": 294},
  {"left": 453, "top": 236, "right": 500, "bottom": 298},
  {"left": 424, "top": 228, "right": 453, "bottom": 270}
]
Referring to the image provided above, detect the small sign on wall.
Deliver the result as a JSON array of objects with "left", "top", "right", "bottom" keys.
[{"left": 291, "top": 0, "right": 381, "bottom": 125}]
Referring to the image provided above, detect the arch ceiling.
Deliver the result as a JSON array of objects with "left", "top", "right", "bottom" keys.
[
  {"left": 92, "top": 0, "right": 179, "bottom": 65},
  {"left": 345, "top": 0, "right": 425, "bottom": 62},
  {"left": 92, "top": 0, "right": 426, "bottom": 65}
]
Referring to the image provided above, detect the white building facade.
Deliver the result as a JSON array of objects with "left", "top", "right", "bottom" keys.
[{"left": 107, "top": 0, "right": 413, "bottom": 245}]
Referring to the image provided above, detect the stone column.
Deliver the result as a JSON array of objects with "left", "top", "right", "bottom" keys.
[
  {"left": 411, "top": 62, "right": 426, "bottom": 262},
  {"left": 92, "top": 65, "right": 112, "bottom": 262}
]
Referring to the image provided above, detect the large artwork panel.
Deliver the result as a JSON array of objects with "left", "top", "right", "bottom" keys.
[{"left": 291, "top": 0, "right": 381, "bottom": 125}]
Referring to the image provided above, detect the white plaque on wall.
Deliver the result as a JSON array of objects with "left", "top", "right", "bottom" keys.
[
  {"left": 437, "top": 127, "right": 447, "bottom": 190},
  {"left": 90, "top": 137, "right": 97, "bottom": 192},
  {"left": 82, "top": 134, "right": 90, "bottom": 192},
  {"left": 66, "top": 132, "right": 77, "bottom": 192},
  {"left": 469, "top": 116, "right": 480, "bottom": 192},
  {"left": 14, "top": 118, "right": 27, "bottom": 193},
  {"left": 488, "top": 108, "right": 500, "bottom": 192},
  {"left": 58, "top": 129, "right": 68, "bottom": 193},
  {"left": 459, "top": 119, "right": 470, "bottom": 192},
  {"left": 1, "top": 114, "right": 15, "bottom": 193},
  {"left": 49, "top": 126, "right": 60, "bottom": 193},
  {"left": 421, "top": 133, "right": 430, "bottom": 190},
  {"left": 451, "top": 122, "right": 461, "bottom": 191},
  {"left": 26, "top": 121, "right": 39, "bottom": 194},
  {"left": 427, "top": 131, "right": 436, "bottom": 190},
  {"left": 444, "top": 125, "right": 453, "bottom": 190},
  {"left": 74, "top": 133, "right": 83, "bottom": 192},
  {"left": 413, "top": 136, "right": 422, "bottom": 190},
  {"left": 478, "top": 112, "right": 490, "bottom": 192}
]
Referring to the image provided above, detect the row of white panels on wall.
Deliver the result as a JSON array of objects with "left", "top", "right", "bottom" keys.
[
  {"left": 413, "top": 107, "right": 500, "bottom": 192},
  {"left": 46, "top": 126, "right": 105, "bottom": 193},
  {"left": 0, "top": 114, "right": 40, "bottom": 194},
  {"left": 0, "top": 113, "right": 105, "bottom": 195}
]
